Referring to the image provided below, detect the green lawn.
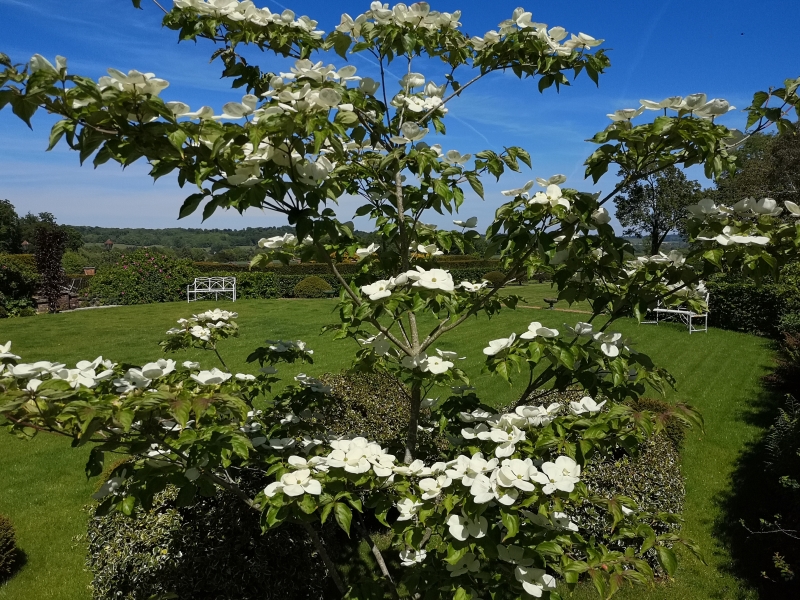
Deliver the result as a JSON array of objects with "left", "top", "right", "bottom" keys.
[{"left": 0, "top": 298, "right": 776, "bottom": 599}]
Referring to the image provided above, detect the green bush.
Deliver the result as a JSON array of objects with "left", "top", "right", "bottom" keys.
[
  {"left": 294, "top": 275, "right": 333, "bottom": 298},
  {"left": 574, "top": 434, "right": 684, "bottom": 573},
  {"left": 86, "top": 249, "right": 197, "bottom": 305},
  {"left": 86, "top": 484, "right": 335, "bottom": 600},
  {"left": 707, "top": 265, "right": 800, "bottom": 338},
  {"left": 0, "top": 513, "right": 19, "bottom": 581},
  {"left": 0, "top": 306, "right": 6, "bottom": 319},
  {"left": 779, "top": 312, "right": 800, "bottom": 337},
  {"left": 62, "top": 250, "right": 87, "bottom": 274},
  {"left": 318, "top": 371, "right": 447, "bottom": 460},
  {"left": 0, "top": 253, "right": 38, "bottom": 310},
  {"left": 482, "top": 270, "right": 506, "bottom": 287},
  {"left": 17, "top": 307, "right": 36, "bottom": 317}
]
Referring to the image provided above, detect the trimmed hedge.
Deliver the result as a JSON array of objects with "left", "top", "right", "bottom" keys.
[
  {"left": 707, "top": 263, "right": 800, "bottom": 338},
  {"left": 318, "top": 371, "right": 447, "bottom": 461},
  {"left": 86, "top": 250, "right": 197, "bottom": 305},
  {"left": 294, "top": 275, "right": 333, "bottom": 298},
  {"left": 0, "top": 514, "right": 19, "bottom": 581},
  {"left": 87, "top": 484, "right": 335, "bottom": 600},
  {"left": 482, "top": 270, "right": 506, "bottom": 287}
]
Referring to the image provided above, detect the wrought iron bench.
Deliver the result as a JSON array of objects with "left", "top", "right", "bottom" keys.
[
  {"left": 187, "top": 277, "right": 237, "bottom": 303},
  {"left": 643, "top": 292, "right": 709, "bottom": 334}
]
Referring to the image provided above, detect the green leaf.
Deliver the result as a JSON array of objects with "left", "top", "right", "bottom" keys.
[
  {"left": 334, "top": 502, "right": 352, "bottom": 536},
  {"left": 656, "top": 545, "right": 678, "bottom": 576},
  {"left": 120, "top": 495, "right": 136, "bottom": 516},
  {"left": 501, "top": 511, "right": 520, "bottom": 540},
  {"left": 465, "top": 172, "right": 484, "bottom": 199}
]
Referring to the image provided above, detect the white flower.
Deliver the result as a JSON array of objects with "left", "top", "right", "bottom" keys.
[
  {"left": 497, "top": 458, "right": 538, "bottom": 492},
  {"left": 412, "top": 267, "right": 455, "bottom": 292},
  {"left": 443, "top": 150, "right": 472, "bottom": 165},
  {"left": 140, "top": 359, "right": 176, "bottom": 379},
  {"left": 446, "top": 453, "right": 498, "bottom": 485},
  {"left": 396, "top": 497, "right": 424, "bottom": 521},
  {"left": 401, "top": 353, "right": 429, "bottom": 371},
  {"left": 693, "top": 98, "right": 735, "bottom": 118},
  {"left": 423, "top": 355, "right": 453, "bottom": 375},
  {"left": 532, "top": 456, "right": 580, "bottom": 494},
  {"left": 592, "top": 207, "right": 611, "bottom": 225},
  {"left": 751, "top": 197, "right": 783, "bottom": 216},
  {"left": 453, "top": 216, "right": 478, "bottom": 228},
  {"left": 399, "top": 548, "right": 427, "bottom": 566},
  {"left": 235, "top": 373, "right": 256, "bottom": 381},
  {"left": 418, "top": 474, "right": 452, "bottom": 500},
  {"left": 356, "top": 243, "right": 379, "bottom": 258},
  {"left": 92, "top": 476, "right": 126, "bottom": 500},
  {"left": 489, "top": 426, "right": 526, "bottom": 458},
  {"left": 535, "top": 174, "right": 567, "bottom": 187},
  {"left": 361, "top": 279, "right": 393, "bottom": 301},
  {"left": 502, "top": 180, "right": 534, "bottom": 197},
  {"left": 785, "top": 201, "right": 800, "bottom": 217},
  {"left": 268, "top": 437, "right": 296, "bottom": 450},
  {"left": 416, "top": 243, "right": 443, "bottom": 256},
  {"left": 529, "top": 184, "right": 570, "bottom": 209},
  {"left": 447, "top": 552, "right": 480, "bottom": 577},
  {"left": 390, "top": 122, "right": 429, "bottom": 145},
  {"left": 189, "top": 325, "right": 212, "bottom": 341},
  {"left": 264, "top": 468, "right": 321, "bottom": 497},
  {"left": 190, "top": 368, "right": 232, "bottom": 386},
  {"left": 640, "top": 96, "right": 683, "bottom": 110},
  {"left": 359, "top": 77, "right": 380, "bottom": 95},
  {"left": 566, "top": 322, "right": 593, "bottom": 337},
  {"left": 607, "top": 107, "right": 645, "bottom": 122},
  {"left": 113, "top": 368, "right": 151, "bottom": 393},
  {"left": 515, "top": 403, "right": 561, "bottom": 427},
  {"left": 359, "top": 333, "right": 391, "bottom": 356},
  {"left": 515, "top": 566, "right": 557, "bottom": 597},
  {"left": 399, "top": 72, "right": 426, "bottom": 89},
  {"left": 520, "top": 322, "right": 559, "bottom": 340},
  {"left": 485, "top": 333, "right": 518, "bottom": 356},
  {"left": 183, "top": 360, "right": 201, "bottom": 369},
  {"left": 687, "top": 198, "right": 723, "bottom": 217},
  {"left": 569, "top": 396, "right": 606, "bottom": 415},
  {"left": 221, "top": 93, "right": 259, "bottom": 119},
  {"left": 469, "top": 473, "right": 496, "bottom": 503},
  {"left": 446, "top": 514, "right": 488, "bottom": 540},
  {"left": 393, "top": 459, "right": 427, "bottom": 477},
  {"left": 593, "top": 331, "right": 623, "bottom": 357},
  {"left": 258, "top": 233, "right": 297, "bottom": 249},
  {"left": 0, "top": 341, "right": 20, "bottom": 360},
  {"left": 460, "top": 280, "right": 488, "bottom": 292}
]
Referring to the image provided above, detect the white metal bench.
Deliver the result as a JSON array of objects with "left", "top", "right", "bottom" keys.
[
  {"left": 643, "top": 292, "right": 709, "bottom": 334},
  {"left": 187, "top": 277, "right": 237, "bottom": 303}
]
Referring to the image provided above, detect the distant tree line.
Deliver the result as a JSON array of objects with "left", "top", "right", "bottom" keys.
[{"left": 0, "top": 200, "right": 82, "bottom": 254}]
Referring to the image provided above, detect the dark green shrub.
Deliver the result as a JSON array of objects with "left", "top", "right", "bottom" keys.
[
  {"left": 0, "top": 306, "right": 6, "bottom": 318},
  {"left": 86, "top": 484, "right": 336, "bottom": 600},
  {"left": 482, "top": 270, "right": 506, "bottom": 287},
  {"left": 574, "top": 435, "right": 684, "bottom": 573},
  {"left": 707, "top": 265, "right": 800, "bottom": 338},
  {"left": 86, "top": 249, "right": 197, "bottom": 305},
  {"left": 17, "top": 307, "right": 36, "bottom": 317},
  {"left": 0, "top": 513, "right": 19, "bottom": 581},
  {"left": 0, "top": 253, "right": 38, "bottom": 310},
  {"left": 294, "top": 275, "right": 333, "bottom": 298},
  {"left": 779, "top": 313, "right": 800, "bottom": 337},
  {"left": 318, "top": 371, "right": 447, "bottom": 460}
]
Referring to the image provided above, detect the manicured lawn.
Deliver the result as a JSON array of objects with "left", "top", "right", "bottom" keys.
[{"left": 0, "top": 298, "right": 775, "bottom": 599}]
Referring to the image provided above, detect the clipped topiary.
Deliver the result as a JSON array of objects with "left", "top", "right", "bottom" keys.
[
  {"left": 0, "top": 514, "right": 19, "bottom": 581},
  {"left": 482, "top": 270, "right": 506, "bottom": 287},
  {"left": 293, "top": 275, "right": 333, "bottom": 298},
  {"left": 86, "top": 482, "right": 336, "bottom": 600},
  {"left": 317, "top": 371, "right": 448, "bottom": 461}
]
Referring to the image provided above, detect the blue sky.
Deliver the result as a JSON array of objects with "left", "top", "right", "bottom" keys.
[{"left": 0, "top": 0, "right": 798, "bottom": 231}]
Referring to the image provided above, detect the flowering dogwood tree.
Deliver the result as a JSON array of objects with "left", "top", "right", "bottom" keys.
[{"left": 2, "top": 1, "right": 800, "bottom": 598}]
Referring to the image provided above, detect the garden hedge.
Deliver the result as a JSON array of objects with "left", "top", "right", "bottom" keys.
[
  {"left": 86, "top": 484, "right": 336, "bottom": 600},
  {"left": 85, "top": 249, "right": 197, "bottom": 305},
  {"left": 0, "top": 513, "right": 19, "bottom": 581},
  {"left": 706, "top": 263, "right": 800, "bottom": 338}
]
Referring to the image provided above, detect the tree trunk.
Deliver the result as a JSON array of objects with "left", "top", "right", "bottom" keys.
[{"left": 404, "top": 383, "right": 422, "bottom": 464}]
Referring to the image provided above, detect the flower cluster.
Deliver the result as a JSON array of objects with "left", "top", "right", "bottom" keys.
[
  {"left": 470, "top": 7, "right": 602, "bottom": 55},
  {"left": 361, "top": 266, "right": 456, "bottom": 300},
  {"left": 608, "top": 93, "right": 736, "bottom": 123},
  {"left": 336, "top": 2, "right": 462, "bottom": 37},
  {"left": 173, "top": 0, "right": 323, "bottom": 37}
]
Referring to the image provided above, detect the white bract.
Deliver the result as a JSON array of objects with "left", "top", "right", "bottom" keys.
[
  {"left": 264, "top": 469, "right": 321, "bottom": 497},
  {"left": 569, "top": 396, "right": 606, "bottom": 415}
]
